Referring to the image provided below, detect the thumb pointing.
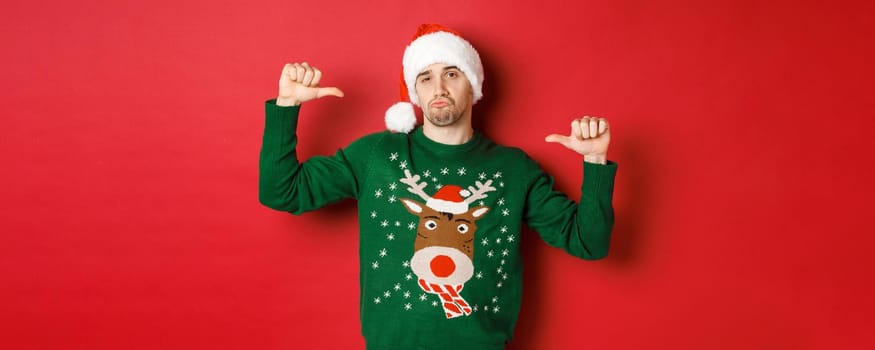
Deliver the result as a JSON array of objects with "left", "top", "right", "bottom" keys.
[
  {"left": 316, "top": 87, "right": 344, "bottom": 99},
  {"left": 545, "top": 134, "right": 571, "bottom": 147}
]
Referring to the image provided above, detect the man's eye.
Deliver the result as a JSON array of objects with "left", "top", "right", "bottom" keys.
[{"left": 446, "top": 72, "right": 457, "bottom": 78}]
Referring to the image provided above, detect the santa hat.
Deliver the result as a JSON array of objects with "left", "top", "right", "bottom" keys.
[
  {"left": 385, "top": 23, "right": 485, "bottom": 133},
  {"left": 426, "top": 185, "right": 472, "bottom": 214}
]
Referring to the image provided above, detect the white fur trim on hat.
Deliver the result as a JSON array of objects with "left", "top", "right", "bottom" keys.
[
  {"left": 426, "top": 198, "right": 469, "bottom": 215},
  {"left": 402, "top": 31, "right": 484, "bottom": 107},
  {"left": 385, "top": 102, "right": 416, "bottom": 133}
]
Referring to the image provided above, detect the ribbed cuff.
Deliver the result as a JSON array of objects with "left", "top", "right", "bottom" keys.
[
  {"left": 581, "top": 160, "right": 618, "bottom": 198},
  {"left": 264, "top": 99, "right": 300, "bottom": 132}
]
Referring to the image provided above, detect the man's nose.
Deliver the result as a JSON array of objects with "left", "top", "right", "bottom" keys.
[{"left": 433, "top": 79, "right": 448, "bottom": 96}]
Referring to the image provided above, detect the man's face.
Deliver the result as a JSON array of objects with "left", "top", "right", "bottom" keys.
[{"left": 414, "top": 63, "right": 474, "bottom": 127}]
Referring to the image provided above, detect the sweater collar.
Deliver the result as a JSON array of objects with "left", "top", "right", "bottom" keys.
[{"left": 411, "top": 126, "right": 483, "bottom": 155}]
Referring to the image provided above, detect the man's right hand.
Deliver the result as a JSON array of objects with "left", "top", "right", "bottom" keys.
[{"left": 276, "top": 62, "right": 344, "bottom": 106}]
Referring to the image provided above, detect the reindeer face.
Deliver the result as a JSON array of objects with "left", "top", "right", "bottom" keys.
[
  {"left": 401, "top": 198, "right": 489, "bottom": 286},
  {"left": 397, "top": 169, "right": 495, "bottom": 288},
  {"left": 400, "top": 198, "right": 489, "bottom": 258}
]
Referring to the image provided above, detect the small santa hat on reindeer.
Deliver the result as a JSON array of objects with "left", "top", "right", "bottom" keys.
[
  {"left": 384, "top": 23, "right": 485, "bottom": 133},
  {"left": 426, "top": 185, "right": 472, "bottom": 215}
]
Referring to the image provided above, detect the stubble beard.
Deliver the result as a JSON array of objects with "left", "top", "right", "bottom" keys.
[{"left": 424, "top": 99, "right": 463, "bottom": 127}]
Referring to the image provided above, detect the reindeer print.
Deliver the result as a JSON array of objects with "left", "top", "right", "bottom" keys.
[{"left": 398, "top": 169, "right": 496, "bottom": 319}]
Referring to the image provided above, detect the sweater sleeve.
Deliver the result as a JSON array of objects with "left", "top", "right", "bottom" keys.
[
  {"left": 258, "top": 99, "right": 379, "bottom": 214},
  {"left": 522, "top": 159, "right": 618, "bottom": 260}
]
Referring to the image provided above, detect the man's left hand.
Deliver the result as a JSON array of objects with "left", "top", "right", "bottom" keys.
[{"left": 545, "top": 116, "right": 611, "bottom": 164}]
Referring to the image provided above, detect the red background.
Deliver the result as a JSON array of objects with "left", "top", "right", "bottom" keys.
[{"left": 2, "top": 0, "right": 874, "bottom": 349}]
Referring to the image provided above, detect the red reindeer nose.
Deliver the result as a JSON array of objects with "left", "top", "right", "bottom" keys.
[{"left": 430, "top": 255, "right": 456, "bottom": 278}]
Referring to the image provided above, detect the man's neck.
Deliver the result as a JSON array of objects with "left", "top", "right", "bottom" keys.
[{"left": 422, "top": 122, "right": 474, "bottom": 145}]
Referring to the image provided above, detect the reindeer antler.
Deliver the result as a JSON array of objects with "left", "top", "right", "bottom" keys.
[
  {"left": 400, "top": 169, "right": 431, "bottom": 202},
  {"left": 464, "top": 180, "right": 496, "bottom": 204}
]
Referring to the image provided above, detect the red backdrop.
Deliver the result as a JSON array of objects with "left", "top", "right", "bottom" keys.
[{"left": 2, "top": 0, "right": 874, "bottom": 349}]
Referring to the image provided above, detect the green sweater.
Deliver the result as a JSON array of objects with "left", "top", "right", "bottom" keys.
[{"left": 259, "top": 100, "right": 618, "bottom": 350}]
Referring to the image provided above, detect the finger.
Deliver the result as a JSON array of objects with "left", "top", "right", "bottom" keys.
[
  {"left": 294, "top": 63, "right": 305, "bottom": 82},
  {"left": 316, "top": 87, "right": 345, "bottom": 98},
  {"left": 598, "top": 119, "right": 608, "bottom": 135},
  {"left": 284, "top": 63, "right": 297, "bottom": 82},
  {"left": 589, "top": 118, "right": 598, "bottom": 138},
  {"left": 545, "top": 134, "right": 572, "bottom": 148},
  {"left": 580, "top": 117, "right": 590, "bottom": 139},
  {"left": 302, "top": 65, "right": 315, "bottom": 86},
  {"left": 571, "top": 119, "right": 582, "bottom": 140},
  {"left": 312, "top": 68, "right": 323, "bottom": 86}
]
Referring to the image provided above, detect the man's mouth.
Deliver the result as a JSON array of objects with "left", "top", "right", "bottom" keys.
[{"left": 430, "top": 100, "right": 451, "bottom": 108}]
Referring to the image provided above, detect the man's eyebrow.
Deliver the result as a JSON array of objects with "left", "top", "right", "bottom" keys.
[{"left": 417, "top": 66, "right": 460, "bottom": 78}]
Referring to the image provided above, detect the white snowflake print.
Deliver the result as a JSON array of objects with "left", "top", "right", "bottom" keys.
[
  {"left": 493, "top": 306, "right": 500, "bottom": 313},
  {"left": 370, "top": 211, "right": 377, "bottom": 218},
  {"left": 457, "top": 167, "right": 466, "bottom": 176},
  {"left": 384, "top": 290, "right": 392, "bottom": 298},
  {"left": 394, "top": 283, "right": 402, "bottom": 291},
  {"left": 403, "top": 291, "right": 411, "bottom": 299},
  {"left": 404, "top": 303, "right": 412, "bottom": 311},
  {"left": 394, "top": 221, "right": 401, "bottom": 227},
  {"left": 502, "top": 273, "right": 509, "bottom": 280},
  {"left": 372, "top": 261, "right": 380, "bottom": 269},
  {"left": 497, "top": 266, "right": 503, "bottom": 274},
  {"left": 479, "top": 200, "right": 486, "bottom": 206},
  {"left": 407, "top": 222, "right": 415, "bottom": 230},
  {"left": 499, "top": 181, "right": 505, "bottom": 187},
  {"left": 497, "top": 281, "right": 503, "bottom": 288},
  {"left": 419, "top": 294, "right": 427, "bottom": 301},
  {"left": 484, "top": 306, "right": 490, "bottom": 312},
  {"left": 388, "top": 183, "right": 397, "bottom": 191},
  {"left": 478, "top": 172, "right": 487, "bottom": 180},
  {"left": 501, "top": 208, "right": 510, "bottom": 216},
  {"left": 379, "top": 248, "right": 387, "bottom": 257},
  {"left": 431, "top": 301, "right": 438, "bottom": 307},
  {"left": 380, "top": 220, "right": 389, "bottom": 227},
  {"left": 375, "top": 189, "right": 383, "bottom": 198},
  {"left": 500, "top": 226, "right": 508, "bottom": 233},
  {"left": 487, "top": 250, "right": 494, "bottom": 258},
  {"left": 498, "top": 198, "right": 505, "bottom": 206},
  {"left": 473, "top": 305, "right": 479, "bottom": 312},
  {"left": 386, "top": 233, "right": 395, "bottom": 240},
  {"left": 422, "top": 170, "right": 431, "bottom": 177},
  {"left": 502, "top": 249, "right": 510, "bottom": 257},
  {"left": 440, "top": 167, "right": 449, "bottom": 175},
  {"left": 402, "top": 260, "right": 410, "bottom": 268},
  {"left": 492, "top": 296, "right": 499, "bottom": 303},
  {"left": 374, "top": 297, "right": 381, "bottom": 304},
  {"left": 496, "top": 237, "right": 502, "bottom": 244},
  {"left": 476, "top": 271, "right": 484, "bottom": 279},
  {"left": 481, "top": 238, "right": 489, "bottom": 246},
  {"left": 405, "top": 273, "right": 413, "bottom": 280},
  {"left": 493, "top": 171, "right": 502, "bottom": 179},
  {"left": 399, "top": 160, "right": 408, "bottom": 169},
  {"left": 389, "top": 152, "right": 399, "bottom": 161},
  {"left": 507, "top": 235, "right": 515, "bottom": 243},
  {"left": 388, "top": 195, "right": 397, "bottom": 203},
  {"left": 431, "top": 177, "right": 438, "bottom": 183},
  {"left": 500, "top": 259, "right": 506, "bottom": 266}
]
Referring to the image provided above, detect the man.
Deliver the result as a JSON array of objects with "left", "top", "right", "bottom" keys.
[{"left": 259, "top": 24, "right": 617, "bottom": 350}]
